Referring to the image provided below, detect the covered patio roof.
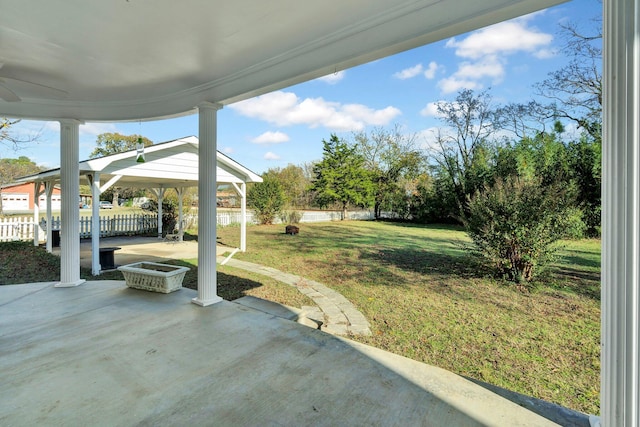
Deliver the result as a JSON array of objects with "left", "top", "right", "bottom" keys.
[{"left": 0, "top": 0, "right": 565, "bottom": 122}]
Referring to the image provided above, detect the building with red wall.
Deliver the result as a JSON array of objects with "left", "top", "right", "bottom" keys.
[{"left": 0, "top": 182, "right": 62, "bottom": 213}]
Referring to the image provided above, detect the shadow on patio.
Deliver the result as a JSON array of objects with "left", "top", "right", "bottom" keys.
[{"left": 0, "top": 281, "right": 564, "bottom": 426}]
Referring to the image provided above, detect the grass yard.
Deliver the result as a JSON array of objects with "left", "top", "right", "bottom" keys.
[
  {"left": 218, "top": 221, "right": 601, "bottom": 415},
  {"left": 0, "top": 220, "right": 600, "bottom": 414}
]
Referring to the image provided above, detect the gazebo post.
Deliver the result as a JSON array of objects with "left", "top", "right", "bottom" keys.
[
  {"left": 33, "top": 181, "right": 42, "bottom": 246},
  {"left": 151, "top": 188, "right": 166, "bottom": 239},
  {"left": 89, "top": 173, "right": 101, "bottom": 275},
  {"left": 45, "top": 181, "right": 54, "bottom": 253},
  {"left": 175, "top": 187, "right": 184, "bottom": 242},
  {"left": 192, "top": 102, "right": 223, "bottom": 306},
  {"left": 56, "top": 119, "right": 85, "bottom": 288},
  {"left": 231, "top": 182, "right": 247, "bottom": 252}
]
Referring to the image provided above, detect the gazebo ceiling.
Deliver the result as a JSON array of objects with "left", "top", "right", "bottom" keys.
[{"left": 0, "top": 0, "right": 566, "bottom": 122}]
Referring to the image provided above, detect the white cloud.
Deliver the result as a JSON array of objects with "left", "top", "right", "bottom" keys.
[
  {"left": 80, "top": 122, "right": 117, "bottom": 136},
  {"left": 420, "top": 102, "right": 443, "bottom": 117},
  {"left": 317, "top": 70, "right": 346, "bottom": 84},
  {"left": 423, "top": 61, "right": 439, "bottom": 79},
  {"left": 230, "top": 91, "right": 401, "bottom": 132},
  {"left": 222, "top": 146, "right": 234, "bottom": 154},
  {"left": 533, "top": 48, "right": 557, "bottom": 59},
  {"left": 264, "top": 151, "right": 280, "bottom": 160},
  {"left": 445, "top": 19, "right": 553, "bottom": 60},
  {"left": 394, "top": 64, "right": 423, "bottom": 79},
  {"left": 454, "top": 56, "right": 504, "bottom": 81},
  {"left": 437, "top": 16, "right": 553, "bottom": 94},
  {"left": 251, "top": 131, "right": 290, "bottom": 144},
  {"left": 437, "top": 77, "right": 482, "bottom": 94}
]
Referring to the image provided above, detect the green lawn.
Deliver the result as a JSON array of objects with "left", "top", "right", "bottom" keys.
[{"left": 217, "top": 221, "right": 600, "bottom": 415}]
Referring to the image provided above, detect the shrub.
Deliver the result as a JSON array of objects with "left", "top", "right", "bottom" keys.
[
  {"left": 280, "top": 210, "right": 302, "bottom": 224},
  {"left": 247, "top": 177, "right": 285, "bottom": 225},
  {"left": 464, "top": 175, "right": 584, "bottom": 284},
  {"left": 142, "top": 199, "right": 177, "bottom": 235}
]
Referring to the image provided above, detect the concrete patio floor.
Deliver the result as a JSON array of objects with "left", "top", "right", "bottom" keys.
[{"left": 0, "top": 281, "right": 564, "bottom": 426}]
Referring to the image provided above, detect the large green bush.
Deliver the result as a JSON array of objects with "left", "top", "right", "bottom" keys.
[
  {"left": 247, "top": 177, "right": 286, "bottom": 225},
  {"left": 465, "top": 175, "right": 584, "bottom": 283}
]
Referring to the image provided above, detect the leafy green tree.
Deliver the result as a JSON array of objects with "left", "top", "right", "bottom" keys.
[
  {"left": 89, "top": 132, "right": 153, "bottom": 206},
  {"left": 89, "top": 132, "right": 153, "bottom": 159},
  {"left": 0, "top": 156, "right": 43, "bottom": 214},
  {"left": 247, "top": 176, "right": 286, "bottom": 225},
  {"left": 0, "top": 156, "right": 42, "bottom": 186},
  {"left": 567, "top": 135, "right": 601, "bottom": 236},
  {"left": 311, "top": 134, "right": 374, "bottom": 220},
  {"left": 262, "top": 164, "right": 311, "bottom": 208},
  {"left": 353, "top": 126, "right": 423, "bottom": 219},
  {"left": 465, "top": 175, "right": 583, "bottom": 284}
]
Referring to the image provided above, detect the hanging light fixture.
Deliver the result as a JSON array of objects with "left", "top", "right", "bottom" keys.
[{"left": 136, "top": 137, "right": 145, "bottom": 163}]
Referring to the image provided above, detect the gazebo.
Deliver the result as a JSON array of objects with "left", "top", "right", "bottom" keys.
[
  {"left": 17, "top": 136, "right": 262, "bottom": 275},
  {"left": 1, "top": 1, "right": 638, "bottom": 424}
]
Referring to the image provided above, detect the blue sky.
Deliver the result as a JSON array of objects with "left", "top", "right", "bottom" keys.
[{"left": 5, "top": 0, "right": 601, "bottom": 175}]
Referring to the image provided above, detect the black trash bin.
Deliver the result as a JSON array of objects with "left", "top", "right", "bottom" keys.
[{"left": 52, "top": 230, "right": 60, "bottom": 247}]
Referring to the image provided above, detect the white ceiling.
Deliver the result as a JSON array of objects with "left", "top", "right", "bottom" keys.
[{"left": 0, "top": 0, "right": 566, "bottom": 122}]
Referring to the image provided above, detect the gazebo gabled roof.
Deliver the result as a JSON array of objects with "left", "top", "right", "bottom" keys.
[{"left": 16, "top": 136, "right": 263, "bottom": 188}]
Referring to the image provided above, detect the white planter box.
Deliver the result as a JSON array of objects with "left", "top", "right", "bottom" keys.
[{"left": 118, "top": 262, "right": 189, "bottom": 293}]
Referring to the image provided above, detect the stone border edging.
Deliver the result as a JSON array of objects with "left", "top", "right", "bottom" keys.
[{"left": 217, "top": 256, "right": 371, "bottom": 336}]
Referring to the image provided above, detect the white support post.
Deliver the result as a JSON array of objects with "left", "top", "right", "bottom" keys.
[
  {"left": 176, "top": 187, "right": 184, "bottom": 242},
  {"left": 601, "top": 0, "right": 640, "bottom": 425},
  {"left": 89, "top": 173, "right": 101, "bottom": 275},
  {"left": 232, "top": 182, "right": 247, "bottom": 252},
  {"left": 56, "top": 119, "right": 85, "bottom": 288},
  {"left": 33, "top": 182, "right": 42, "bottom": 246},
  {"left": 192, "top": 102, "right": 223, "bottom": 307},
  {"left": 45, "top": 181, "right": 54, "bottom": 253},
  {"left": 155, "top": 188, "right": 165, "bottom": 239}
]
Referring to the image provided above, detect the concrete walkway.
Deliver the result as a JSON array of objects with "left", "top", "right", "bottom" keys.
[
  {"left": 218, "top": 256, "right": 371, "bottom": 336},
  {"left": 0, "top": 281, "right": 561, "bottom": 426},
  {"left": 71, "top": 237, "right": 372, "bottom": 336}
]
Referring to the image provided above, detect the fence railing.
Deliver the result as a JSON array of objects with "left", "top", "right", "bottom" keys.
[
  {"left": 0, "top": 214, "right": 158, "bottom": 242},
  {"left": 1, "top": 209, "right": 377, "bottom": 242}
]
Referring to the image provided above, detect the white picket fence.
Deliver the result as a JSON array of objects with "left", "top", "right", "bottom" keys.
[
  {"left": 0, "top": 214, "right": 158, "bottom": 242},
  {"left": 215, "top": 209, "right": 375, "bottom": 226},
  {"left": 0, "top": 209, "right": 376, "bottom": 242}
]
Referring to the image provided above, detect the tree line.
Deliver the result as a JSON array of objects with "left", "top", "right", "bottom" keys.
[{"left": 249, "top": 19, "right": 602, "bottom": 285}]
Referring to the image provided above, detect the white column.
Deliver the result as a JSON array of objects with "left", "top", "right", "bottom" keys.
[
  {"left": 232, "top": 182, "right": 247, "bottom": 252},
  {"left": 176, "top": 187, "right": 184, "bottom": 242},
  {"left": 45, "top": 181, "right": 54, "bottom": 253},
  {"left": 601, "top": 0, "right": 640, "bottom": 425},
  {"left": 33, "top": 182, "right": 42, "bottom": 246},
  {"left": 153, "top": 188, "right": 166, "bottom": 239},
  {"left": 89, "top": 173, "right": 101, "bottom": 275},
  {"left": 193, "top": 102, "right": 223, "bottom": 306},
  {"left": 56, "top": 119, "right": 85, "bottom": 287}
]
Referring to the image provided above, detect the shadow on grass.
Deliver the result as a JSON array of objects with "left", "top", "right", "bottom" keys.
[
  {"left": 545, "top": 267, "right": 600, "bottom": 300},
  {"left": 359, "top": 247, "right": 482, "bottom": 278}
]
